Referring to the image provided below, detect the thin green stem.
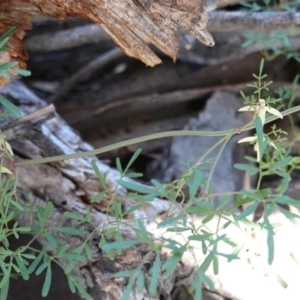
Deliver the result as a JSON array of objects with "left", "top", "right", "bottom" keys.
[
  {"left": 168, "top": 135, "right": 229, "bottom": 215},
  {"left": 206, "top": 133, "right": 234, "bottom": 197},
  {"left": 16, "top": 106, "right": 300, "bottom": 167}
]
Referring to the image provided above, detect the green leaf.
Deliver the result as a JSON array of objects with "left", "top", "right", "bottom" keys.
[
  {"left": 113, "top": 201, "right": 122, "bottom": 220},
  {"left": 36, "top": 262, "right": 48, "bottom": 276},
  {"left": 245, "top": 155, "right": 259, "bottom": 163},
  {"left": 272, "top": 169, "right": 290, "bottom": 179},
  {"left": 276, "top": 205, "right": 300, "bottom": 225},
  {"left": 28, "top": 252, "right": 44, "bottom": 274},
  {"left": 234, "top": 163, "right": 259, "bottom": 176},
  {"left": 270, "top": 157, "right": 292, "bottom": 171},
  {"left": 124, "top": 172, "right": 143, "bottom": 178},
  {"left": 0, "top": 94, "right": 21, "bottom": 118},
  {"left": 42, "top": 265, "right": 52, "bottom": 297},
  {"left": 0, "top": 27, "right": 16, "bottom": 45},
  {"left": 91, "top": 160, "right": 107, "bottom": 187},
  {"left": 217, "top": 194, "right": 231, "bottom": 209},
  {"left": 240, "top": 189, "right": 262, "bottom": 201},
  {"left": 117, "top": 179, "right": 158, "bottom": 196},
  {"left": 0, "top": 275, "right": 9, "bottom": 300},
  {"left": 12, "top": 69, "right": 31, "bottom": 77},
  {"left": 199, "top": 253, "right": 213, "bottom": 273},
  {"left": 191, "top": 271, "right": 203, "bottom": 300},
  {"left": 114, "top": 269, "right": 136, "bottom": 278},
  {"left": 53, "top": 227, "right": 85, "bottom": 236},
  {"left": 10, "top": 200, "right": 24, "bottom": 211},
  {"left": 57, "top": 244, "right": 70, "bottom": 256},
  {"left": 116, "top": 158, "right": 123, "bottom": 174},
  {"left": 64, "top": 261, "right": 77, "bottom": 275},
  {"left": 266, "top": 220, "right": 274, "bottom": 265},
  {"left": 0, "top": 37, "right": 9, "bottom": 51},
  {"left": 240, "top": 90, "right": 248, "bottom": 101},
  {"left": 61, "top": 253, "right": 86, "bottom": 262},
  {"left": 276, "top": 177, "right": 290, "bottom": 194},
  {"left": 126, "top": 193, "right": 153, "bottom": 201},
  {"left": 84, "top": 244, "right": 92, "bottom": 260},
  {"left": 0, "top": 62, "right": 18, "bottom": 71},
  {"left": 40, "top": 201, "right": 53, "bottom": 227},
  {"left": 102, "top": 240, "right": 139, "bottom": 251},
  {"left": 124, "top": 148, "right": 142, "bottom": 173},
  {"left": 259, "top": 58, "right": 265, "bottom": 77},
  {"left": 21, "top": 253, "right": 36, "bottom": 260},
  {"left": 86, "top": 206, "right": 91, "bottom": 222},
  {"left": 15, "top": 256, "right": 29, "bottom": 280},
  {"left": 16, "top": 226, "right": 31, "bottom": 233},
  {"left": 67, "top": 276, "right": 77, "bottom": 293},
  {"left": 158, "top": 216, "right": 179, "bottom": 228},
  {"left": 151, "top": 179, "right": 169, "bottom": 198},
  {"left": 202, "top": 212, "right": 216, "bottom": 224},
  {"left": 149, "top": 254, "right": 160, "bottom": 296},
  {"left": 263, "top": 204, "right": 274, "bottom": 265},
  {"left": 64, "top": 212, "right": 86, "bottom": 222},
  {"left": 123, "top": 203, "right": 144, "bottom": 216},
  {"left": 163, "top": 253, "right": 182, "bottom": 278},
  {"left": 121, "top": 277, "right": 134, "bottom": 300},
  {"left": 166, "top": 227, "right": 190, "bottom": 233},
  {"left": 188, "top": 234, "right": 207, "bottom": 242},
  {"left": 137, "top": 271, "right": 144, "bottom": 292},
  {"left": 90, "top": 191, "right": 105, "bottom": 203},
  {"left": 76, "top": 284, "right": 93, "bottom": 300},
  {"left": 44, "top": 231, "right": 58, "bottom": 249},
  {"left": 222, "top": 237, "right": 237, "bottom": 248},
  {"left": 238, "top": 202, "right": 259, "bottom": 220},
  {"left": 271, "top": 195, "right": 300, "bottom": 208},
  {"left": 185, "top": 202, "right": 213, "bottom": 215},
  {"left": 213, "top": 255, "right": 219, "bottom": 275},
  {"left": 274, "top": 272, "right": 288, "bottom": 288},
  {"left": 188, "top": 169, "right": 203, "bottom": 198}
]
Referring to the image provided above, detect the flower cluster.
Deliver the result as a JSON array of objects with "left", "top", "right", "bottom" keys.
[{"left": 238, "top": 99, "right": 283, "bottom": 161}]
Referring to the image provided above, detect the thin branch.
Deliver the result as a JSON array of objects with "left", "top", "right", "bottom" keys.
[
  {"left": 26, "top": 23, "right": 109, "bottom": 54},
  {"left": 25, "top": 12, "right": 300, "bottom": 55},
  {"left": 208, "top": 11, "right": 300, "bottom": 32}
]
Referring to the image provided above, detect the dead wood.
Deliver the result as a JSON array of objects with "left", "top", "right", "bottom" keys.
[
  {"left": 208, "top": 11, "right": 300, "bottom": 31},
  {"left": 0, "top": 0, "right": 218, "bottom": 88},
  {"left": 25, "top": 11, "right": 300, "bottom": 56}
]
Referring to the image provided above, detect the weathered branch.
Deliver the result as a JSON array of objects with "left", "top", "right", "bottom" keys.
[
  {"left": 25, "top": 11, "right": 300, "bottom": 56},
  {"left": 208, "top": 11, "right": 300, "bottom": 31}
]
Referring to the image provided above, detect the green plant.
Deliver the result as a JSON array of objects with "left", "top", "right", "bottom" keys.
[
  {"left": 0, "top": 28, "right": 92, "bottom": 300},
  {"left": 1, "top": 24, "right": 300, "bottom": 300},
  {"left": 13, "top": 59, "right": 300, "bottom": 300},
  {"left": 242, "top": 0, "right": 300, "bottom": 61}
]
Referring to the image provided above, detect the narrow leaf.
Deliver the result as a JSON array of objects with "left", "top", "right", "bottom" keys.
[
  {"left": 102, "top": 240, "right": 139, "bottom": 251},
  {"left": 0, "top": 94, "right": 21, "bottom": 118},
  {"left": 53, "top": 227, "right": 85, "bottom": 236},
  {"left": 149, "top": 255, "right": 160, "bottom": 296},
  {"left": 124, "top": 148, "right": 142, "bottom": 173},
  {"left": 42, "top": 265, "right": 52, "bottom": 297}
]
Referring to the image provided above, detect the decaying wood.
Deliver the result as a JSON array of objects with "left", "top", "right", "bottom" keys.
[
  {"left": 0, "top": 0, "right": 218, "bottom": 88},
  {"left": 25, "top": 12, "right": 300, "bottom": 55}
]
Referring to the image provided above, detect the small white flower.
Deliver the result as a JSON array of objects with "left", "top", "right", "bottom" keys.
[
  {"left": 239, "top": 99, "right": 283, "bottom": 125},
  {"left": 238, "top": 135, "right": 276, "bottom": 162}
]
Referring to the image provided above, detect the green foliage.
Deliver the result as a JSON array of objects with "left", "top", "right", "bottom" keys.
[
  {"left": 1, "top": 18, "right": 300, "bottom": 300},
  {"left": 242, "top": 0, "right": 300, "bottom": 61}
]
